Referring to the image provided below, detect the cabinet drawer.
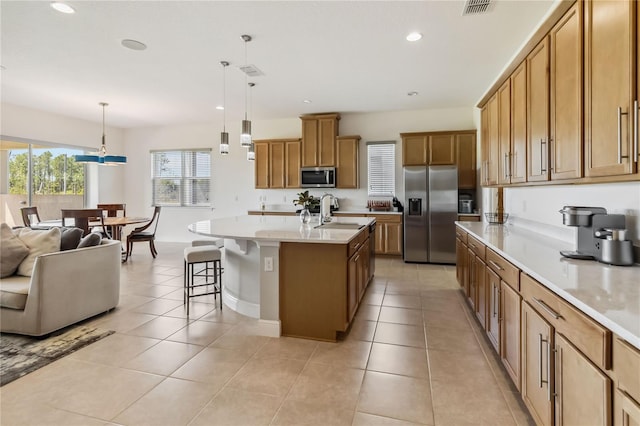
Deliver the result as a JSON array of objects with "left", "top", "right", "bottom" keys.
[
  {"left": 348, "top": 230, "right": 367, "bottom": 258},
  {"left": 486, "top": 249, "right": 519, "bottom": 291},
  {"left": 455, "top": 226, "right": 468, "bottom": 244},
  {"left": 614, "top": 336, "right": 640, "bottom": 402},
  {"left": 520, "top": 273, "right": 611, "bottom": 370},
  {"left": 467, "top": 235, "right": 485, "bottom": 260}
]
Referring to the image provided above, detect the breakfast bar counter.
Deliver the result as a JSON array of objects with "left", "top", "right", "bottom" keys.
[{"left": 189, "top": 215, "right": 375, "bottom": 339}]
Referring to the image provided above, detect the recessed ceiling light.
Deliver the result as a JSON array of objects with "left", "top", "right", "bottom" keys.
[
  {"left": 407, "top": 91, "right": 419, "bottom": 96},
  {"left": 50, "top": 2, "right": 75, "bottom": 14},
  {"left": 303, "top": 100, "right": 312, "bottom": 104},
  {"left": 121, "top": 39, "right": 147, "bottom": 51},
  {"left": 216, "top": 106, "right": 224, "bottom": 110},
  {"left": 406, "top": 32, "right": 423, "bottom": 42}
]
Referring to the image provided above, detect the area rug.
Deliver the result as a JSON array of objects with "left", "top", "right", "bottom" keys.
[{"left": 0, "top": 325, "right": 115, "bottom": 386}]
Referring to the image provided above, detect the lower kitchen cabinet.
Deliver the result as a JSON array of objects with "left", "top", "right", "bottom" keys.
[
  {"left": 522, "top": 301, "right": 554, "bottom": 426},
  {"left": 615, "top": 389, "right": 640, "bottom": 426},
  {"left": 500, "top": 280, "right": 521, "bottom": 389},
  {"left": 486, "top": 267, "right": 500, "bottom": 351},
  {"left": 455, "top": 235, "right": 468, "bottom": 294},
  {"left": 613, "top": 336, "right": 640, "bottom": 426},
  {"left": 370, "top": 214, "right": 402, "bottom": 256}
]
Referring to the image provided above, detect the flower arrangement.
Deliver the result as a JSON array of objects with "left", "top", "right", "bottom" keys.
[{"left": 294, "top": 190, "right": 314, "bottom": 208}]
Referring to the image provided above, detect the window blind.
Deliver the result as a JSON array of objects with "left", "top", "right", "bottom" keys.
[
  {"left": 151, "top": 149, "right": 211, "bottom": 207},
  {"left": 367, "top": 142, "right": 395, "bottom": 196}
]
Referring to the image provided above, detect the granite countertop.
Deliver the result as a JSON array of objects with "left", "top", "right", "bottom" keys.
[
  {"left": 456, "top": 221, "right": 640, "bottom": 349},
  {"left": 189, "top": 215, "right": 375, "bottom": 244}
]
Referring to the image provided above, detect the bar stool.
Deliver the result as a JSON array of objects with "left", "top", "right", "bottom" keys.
[{"left": 183, "top": 246, "right": 223, "bottom": 315}]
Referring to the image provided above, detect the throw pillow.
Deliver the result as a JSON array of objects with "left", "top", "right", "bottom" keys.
[
  {"left": 60, "top": 227, "right": 84, "bottom": 251},
  {"left": 15, "top": 227, "right": 62, "bottom": 277},
  {"left": 77, "top": 232, "right": 102, "bottom": 248},
  {"left": 0, "top": 223, "right": 30, "bottom": 278}
]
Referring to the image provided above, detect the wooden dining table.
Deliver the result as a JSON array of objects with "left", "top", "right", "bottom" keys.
[{"left": 35, "top": 216, "right": 149, "bottom": 241}]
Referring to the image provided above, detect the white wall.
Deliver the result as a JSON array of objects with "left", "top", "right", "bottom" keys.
[{"left": 124, "top": 107, "right": 475, "bottom": 242}]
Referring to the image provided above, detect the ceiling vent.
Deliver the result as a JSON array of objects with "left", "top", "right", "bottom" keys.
[
  {"left": 463, "top": 0, "right": 491, "bottom": 15},
  {"left": 239, "top": 64, "right": 264, "bottom": 77}
]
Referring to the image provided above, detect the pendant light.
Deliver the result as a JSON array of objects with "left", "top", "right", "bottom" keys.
[
  {"left": 74, "top": 102, "right": 126, "bottom": 165},
  {"left": 246, "top": 82, "right": 256, "bottom": 161},
  {"left": 240, "top": 34, "right": 253, "bottom": 147},
  {"left": 219, "top": 61, "right": 230, "bottom": 155}
]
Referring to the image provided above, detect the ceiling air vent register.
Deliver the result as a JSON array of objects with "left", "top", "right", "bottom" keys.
[{"left": 462, "top": 0, "right": 491, "bottom": 15}]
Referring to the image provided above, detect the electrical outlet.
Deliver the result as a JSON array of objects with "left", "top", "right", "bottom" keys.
[{"left": 264, "top": 257, "right": 273, "bottom": 272}]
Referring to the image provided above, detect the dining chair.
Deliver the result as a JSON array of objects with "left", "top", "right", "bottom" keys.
[
  {"left": 96, "top": 203, "right": 126, "bottom": 238},
  {"left": 20, "top": 206, "right": 41, "bottom": 227},
  {"left": 61, "top": 209, "right": 110, "bottom": 238},
  {"left": 125, "top": 206, "right": 161, "bottom": 260}
]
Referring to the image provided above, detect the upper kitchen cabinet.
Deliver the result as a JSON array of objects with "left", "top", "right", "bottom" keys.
[
  {"left": 585, "top": 0, "right": 636, "bottom": 177},
  {"left": 301, "top": 113, "right": 340, "bottom": 167},
  {"left": 497, "top": 79, "right": 512, "bottom": 185},
  {"left": 482, "top": 94, "right": 500, "bottom": 186},
  {"left": 510, "top": 62, "right": 528, "bottom": 184},
  {"left": 401, "top": 131, "right": 456, "bottom": 166},
  {"left": 550, "top": 1, "right": 583, "bottom": 180},
  {"left": 336, "top": 135, "right": 360, "bottom": 188},
  {"left": 254, "top": 138, "right": 301, "bottom": 189},
  {"left": 456, "top": 131, "right": 477, "bottom": 189},
  {"left": 526, "top": 36, "right": 550, "bottom": 183}
]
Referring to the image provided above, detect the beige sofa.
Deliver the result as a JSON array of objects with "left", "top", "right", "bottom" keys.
[{"left": 0, "top": 239, "right": 121, "bottom": 336}]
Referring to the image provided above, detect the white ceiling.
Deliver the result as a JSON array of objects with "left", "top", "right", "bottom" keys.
[{"left": 1, "top": 0, "right": 555, "bottom": 129}]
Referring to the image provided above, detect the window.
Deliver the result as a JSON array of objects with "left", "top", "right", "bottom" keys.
[
  {"left": 367, "top": 142, "right": 395, "bottom": 196},
  {"left": 151, "top": 149, "right": 211, "bottom": 206}
]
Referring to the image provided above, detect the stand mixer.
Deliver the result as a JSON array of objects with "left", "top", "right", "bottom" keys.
[{"left": 558, "top": 206, "right": 634, "bottom": 266}]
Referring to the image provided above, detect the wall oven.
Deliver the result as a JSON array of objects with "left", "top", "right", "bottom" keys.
[{"left": 300, "top": 167, "right": 336, "bottom": 188}]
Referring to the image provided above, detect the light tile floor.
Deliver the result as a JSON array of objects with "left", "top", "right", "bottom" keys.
[{"left": 0, "top": 242, "right": 534, "bottom": 426}]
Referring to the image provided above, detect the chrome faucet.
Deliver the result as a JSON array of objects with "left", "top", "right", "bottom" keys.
[{"left": 319, "top": 193, "right": 333, "bottom": 224}]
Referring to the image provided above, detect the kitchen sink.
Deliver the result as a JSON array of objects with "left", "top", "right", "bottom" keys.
[{"left": 314, "top": 222, "right": 365, "bottom": 230}]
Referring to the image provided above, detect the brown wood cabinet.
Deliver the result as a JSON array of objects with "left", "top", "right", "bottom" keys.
[
  {"left": 483, "top": 94, "right": 500, "bottom": 186},
  {"left": 372, "top": 214, "right": 402, "bottom": 256},
  {"left": 613, "top": 336, "right": 640, "bottom": 426},
  {"left": 336, "top": 135, "right": 360, "bottom": 188},
  {"left": 455, "top": 230, "right": 469, "bottom": 295},
  {"left": 401, "top": 131, "right": 456, "bottom": 166},
  {"left": 486, "top": 267, "right": 500, "bottom": 351},
  {"left": 614, "top": 389, "right": 640, "bottom": 426},
  {"left": 301, "top": 114, "right": 340, "bottom": 167},
  {"left": 497, "top": 79, "right": 512, "bottom": 186},
  {"left": 254, "top": 139, "right": 301, "bottom": 189},
  {"left": 527, "top": 36, "right": 550, "bottom": 183},
  {"left": 500, "top": 280, "right": 521, "bottom": 390},
  {"left": 550, "top": 1, "right": 583, "bottom": 180},
  {"left": 585, "top": 0, "right": 635, "bottom": 177},
  {"left": 456, "top": 132, "right": 477, "bottom": 189},
  {"left": 510, "top": 61, "right": 528, "bottom": 184}
]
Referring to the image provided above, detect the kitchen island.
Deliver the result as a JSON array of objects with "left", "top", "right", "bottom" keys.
[{"left": 189, "top": 214, "right": 376, "bottom": 340}]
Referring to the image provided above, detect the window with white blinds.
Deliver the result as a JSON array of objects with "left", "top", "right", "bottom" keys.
[
  {"left": 367, "top": 142, "right": 396, "bottom": 196},
  {"left": 151, "top": 149, "right": 211, "bottom": 207}
]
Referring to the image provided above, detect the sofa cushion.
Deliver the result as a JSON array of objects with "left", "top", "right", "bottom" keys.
[
  {"left": 77, "top": 233, "right": 102, "bottom": 248},
  {"left": 60, "top": 227, "right": 84, "bottom": 251},
  {"left": 0, "top": 223, "right": 30, "bottom": 278},
  {"left": 0, "top": 276, "right": 30, "bottom": 310},
  {"left": 15, "top": 227, "right": 62, "bottom": 277}
]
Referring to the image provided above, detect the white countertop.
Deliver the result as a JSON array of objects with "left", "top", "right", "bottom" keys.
[
  {"left": 189, "top": 215, "right": 374, "bottom": 244},
  {"left": 456, "top": 221, "right": 640, "bottom": 349},
  {"left": 248, "top": 208, "right": 403, "bottom": 216}
]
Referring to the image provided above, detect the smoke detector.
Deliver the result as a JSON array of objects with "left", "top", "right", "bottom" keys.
[
  {"left": 463, "top": 0, "right": 492, "bottom": 15},
  {"left": 239, "top": 64, "right": 264, "bottom": 77}
]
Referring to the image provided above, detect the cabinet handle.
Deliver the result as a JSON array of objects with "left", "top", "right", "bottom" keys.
[
  {"left": 504, "top": 153, "right": 509, "bottom": 180},
  {"left": 493, "top": 284, "right": 499, "bottom": 318},
  {"left": 618, "top": 106, "right": 630, "bottom": 164},
  {"left": 538, "top": 333, "right": 544, "bottom": 389},
  {"left": 634, "top": 100, "right": 639, "bottom": 163},
  {"left": 534, "top": 298, "right": 562, "bottom": 320},
  {"left": 469, "top": 242, "right": 477, "bottom": 249},
  {"left": 488, "top": 260, "right": 503, "bottom": 271},
  {"left": 508, "top": 152, "right": 513, "bottom": 178},
  {"left": 540, "top": 139, "right": 547, "bottom": 173}
]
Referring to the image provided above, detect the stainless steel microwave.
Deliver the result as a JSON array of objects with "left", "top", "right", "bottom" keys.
[{"left": 300, "top": 167, "right": 336, "bottom": 188}]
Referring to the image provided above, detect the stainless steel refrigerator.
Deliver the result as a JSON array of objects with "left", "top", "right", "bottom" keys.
[{"left": 403, "top": 165, "right": 458, "bottom": 263}]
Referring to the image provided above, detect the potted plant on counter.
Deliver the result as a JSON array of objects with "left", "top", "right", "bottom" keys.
[{"left": 294, "top": 191, "right": 314, "bottom": 224}]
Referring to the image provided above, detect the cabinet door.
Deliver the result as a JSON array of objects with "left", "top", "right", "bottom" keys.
[
  {"left": 270, "top": 141, "right": 285, "bottom": 189},
  {"left": 615, "top": 389, "right": 640, "bottom": 426},
  {"left": 486, "top": 94, "right": 500, "bottom": 185},
  {"left": 347, "top": 252, "right": 358, "bottom": 322},
  {"left": 522, "top": 302, "right": 554, "bottom": 426},
  {"left": 456, "top": 133, "right": 476, "bottom": 189},
  {"left": 550, "top": 2, "right": 583, "bottom": 181},
  {"left": 475, "top": 257, "right": 487, "bottom": 328},
  {"left": 301, "top": 119, "right": 318, "bottom": 167},
  {"left": 555, "top": 333, "right": 611, "bottom": 426},
  {"left": 337, "top": 137, "right": 359, "bottom": 188},
  {"left": 585, "top": 0, "right": 634, "bottom": 177},
  {"left": 486, "top": 268, "right": 500, "bottom": 351},
  {"left": 384, "top": 222, "right": 403, "bottom": 255},
  {"left": 456, "top": 238, "right": 466, "bottom": 287},
  {"left": 357, "top": 245, "right": 367, "bottom": 300},
  {"left": 318, "top": 116, "right": 337, "bottom": 166},
  {"left": 285, "top": 140, "right": 301, "bottom": 188},
  {"left": 498, "top": 79, "right": 512, "bottom": 185},
  {"left": 481, "top": 106, "right": 489, "bottom": 186},
  {"left": 467, "top": 250, "right": 477, "bottom": 309},
  {"left": 403, "top": 136, "right": 428, "bottom": 166},
  {"left": 527, "top": 37, "right": 550, "bottom": 183},
  {"left": 254, "top": 141, "right": 270, "bottom": 189},
  {"left": 511, "top": 61, "right": 528, "bottom": 184},
  {"left": 429, "top": 134, "right": 456, "bottom": 165},
  {"left": 501, "top": 281, "right": 521, "bottom": 390}
]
